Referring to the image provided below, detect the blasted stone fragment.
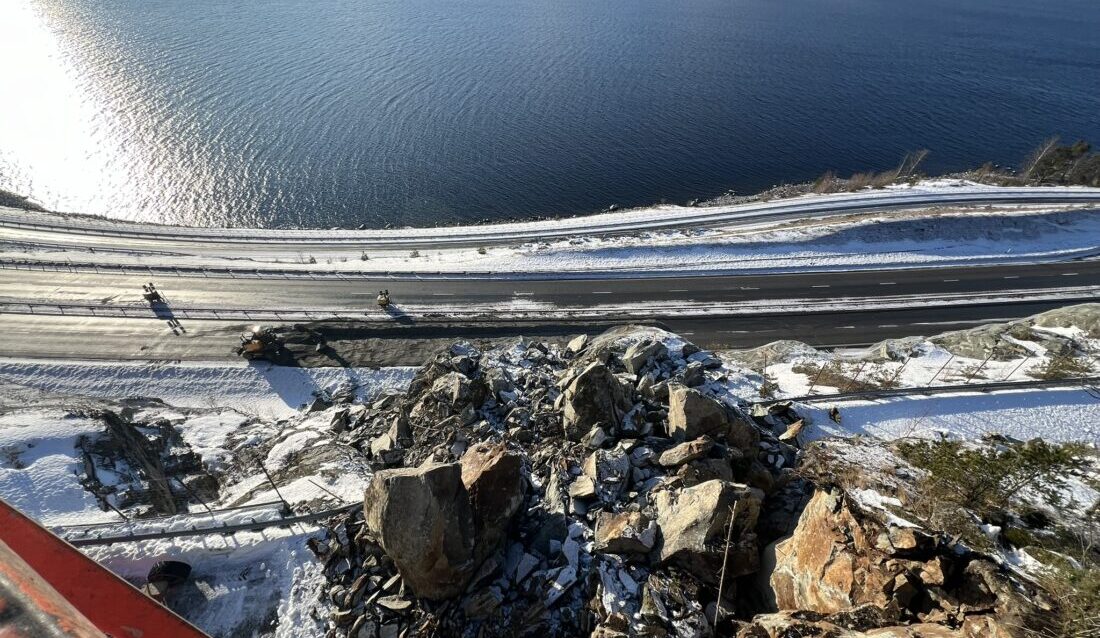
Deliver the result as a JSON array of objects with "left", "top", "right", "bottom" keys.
[
  {"left": 431, "top": 371, "right": 474, "bottom": 409},
  {"left": 654, "top": 479, "right": 763, "bottom": 583},
  {"left": 681, "top": 361, "right": 705, "bottom": 387},
  {"left": 582, "top": 447, "right": 633, "bottom": 503},
  {"left": 363, "top": 462, "right": 476, "bottom": 600},
  {"left": 566, "top": 334, "right": 589, "bottom": 355},
  {"left": 667, "top": 384, "right": 730, "bottom": 442},
  {"left": 460, "top": 442, "right": 526, "bottom": 558},
  {"left": 594, "top": 511, "right": 658, "bottom": 555},
  {"left": 658, "top": 437, "right": 714, "bottom": 467},
  {"left": 562, "top": 362, "right": 631, "bottom": 441},
  {"left": 623, "top": 339, "right": 669, "bottom": 375}
]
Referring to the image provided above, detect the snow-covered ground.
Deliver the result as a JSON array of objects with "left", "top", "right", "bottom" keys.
[
  {"left": 5, "top": 183, "right": 1100, "bottom": 277},
  {"left": 0, "top": 358, "right": 416, "bottom": 418}
]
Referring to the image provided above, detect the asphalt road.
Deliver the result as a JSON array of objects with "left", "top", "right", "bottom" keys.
[
  {"left": 0, "top": 300, "right": 1084, "bottom": 366},
  {"left": 2, "top": 259, "right": 1096, "bottom": 364},
  {"left": 4, "top": 187, "right": 1100, "bottom": 364},
  {"left": 3, "top": 260, "right": 1097, "bottom": 311}
]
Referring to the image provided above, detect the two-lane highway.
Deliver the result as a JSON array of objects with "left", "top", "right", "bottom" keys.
[{"left": 3, "top": 261, "right": 1097, "bottom": 311}]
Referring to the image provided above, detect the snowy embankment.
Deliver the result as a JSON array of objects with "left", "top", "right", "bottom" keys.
[
  {"left": 0, "top": 358, "right": 416, "bottom": 418},
  {"left": 5, "top": 182, "right": 1100, "bottom": 277}
]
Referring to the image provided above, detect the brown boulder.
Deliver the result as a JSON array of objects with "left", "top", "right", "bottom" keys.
[
  {"left": 363, "top": 443, "right": 525, "bottom": 600},
  {"left": 594, "top": 510, "right": 658, "bottom": 555},
  {"left": 562, "top": 362, "right": 631, "bottom": 441},
  {"left": 363, "top": 462, "right": 477, "bottom": 599},
  {"left": 667, "top": 384, "right": 729, "bottom": 441},
  {"left": 461, "top": 442, "right": 526, "bottom": 555},
  {"left": 654, "top": 479, "right": 763, "bottom": 583}
]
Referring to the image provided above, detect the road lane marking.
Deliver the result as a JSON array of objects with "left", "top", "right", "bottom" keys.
[
  {"left": 838, "top": 326, "right": 856, "bottom": 329},
  {"left": 878, "top": 324, "right": 899, "bottom": 328},
  {"left": 879, "top": 282, "right": 896, "bottom": 285},
  {"left": 669, "top": 289, "right": 689, "bottom": 292},
  {"left": 1002, "top": 276, "right": 1019, "bottom": 279},
  {"left": 592, "top": 291, "right": 613, "bottom": 294},
  {"left": 1062, "top": 272, "right": 1079, "bottom": 276},
  {"left": 513, "top": 292, "right": 534, "bottom": 296},
  {"left": 739, "top": 286, "right": 760, "bottom": 290},
  {"left": 942, "top": 279, "right": 959, "bottom": 282},
  {"left": 432, "top": 293, "right": 454, "bottom": 296},
  {"left": 811, "top": 284, "right": 830, "bottom": 288}
]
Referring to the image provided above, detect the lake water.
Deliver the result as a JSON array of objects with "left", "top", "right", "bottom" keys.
[{"left": 1, "top": 0, "right": 1098, "bottom": 228}]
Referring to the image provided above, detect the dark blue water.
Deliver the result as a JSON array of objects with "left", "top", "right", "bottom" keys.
[{"left": 2, "top": 0, "right": 1098, "bottom": 228}]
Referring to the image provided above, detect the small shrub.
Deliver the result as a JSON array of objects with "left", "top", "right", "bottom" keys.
[
  {"left": 1028, "top": 353, "right": 1093, "bottom": 380},
  {"left": 477, "top": 246, "right": 487, "bottom": 255},
  {"left": 409, "top": 249, "right": 420, "bottom": 258},
  {"left": 1001, "top": 525, "right": 1036, "bottom": 548},
  {"left": 1031, "top": 564, "right": 1100, "bottom": 638},
  {"left": 897, "top": 437, "right": 1091, "bottom": 518},
  {"left": 812, "top": 171, "right": 837, "bottom": 194},
  {"left": 360, "top": 251, "right": 369, "bottom": 261}
]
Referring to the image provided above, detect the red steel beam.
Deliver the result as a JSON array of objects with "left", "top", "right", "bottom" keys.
[{"left": 0, "top": 498, "right": 209, "bottom": 638}]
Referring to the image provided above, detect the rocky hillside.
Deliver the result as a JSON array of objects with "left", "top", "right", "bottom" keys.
[{"left": 299, "top": 327, "right": 1098, "bottom": 638}]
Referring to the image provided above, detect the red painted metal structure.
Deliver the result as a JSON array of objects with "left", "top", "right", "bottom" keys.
[{"left": 0, "top": 498, "right": 209, "bottom": 638}]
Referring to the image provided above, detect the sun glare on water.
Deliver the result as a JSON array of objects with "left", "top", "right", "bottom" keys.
[{"left": 0, "top": 1, "right": 154, "bottom": 219}]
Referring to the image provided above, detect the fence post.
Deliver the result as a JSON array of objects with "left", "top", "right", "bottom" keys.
[
  {"left": 927, "top": 353, "right": 955, "bottom": 387},
  {"left": 841, "top": 360, "right": 869, "bottom": 393},
  {"left": 965, "top": 348, "right": 998, "bottom": 384},
  {"left": 806, "top": 359, "right": 831, "bottom": 396}
]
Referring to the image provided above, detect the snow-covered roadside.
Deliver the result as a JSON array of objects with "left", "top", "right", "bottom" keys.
[
  {"left": 7, "top": 181, "right": 1100, "bottom": 243},
  {"left": 7, "top": 202, "right": 1100, "bottom": 277},
  {"left": 799, "top": 388, "right": 1100, "bottom": 444},
  {"left": 0, "top": 357, "right": 416, "bottom": 418}
]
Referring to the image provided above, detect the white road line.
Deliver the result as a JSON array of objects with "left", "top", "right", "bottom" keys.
[
  {"left": 669, "top": 289, "right": 689, "bottom": 293},
  {"left": 1062, "top": 272, "right": 1079, "bottom": 276},
  {"left": 811, "top": 285, "right": 830, "bottom": 288},
  {"left": 513, "top": 292, "right": 534, "bottom": 296},
  {"left": 432, "top": 293, "right": 454, "bottom": 296},
  {"left": 878, "top": 324, "right": 899, "bottom": 328},
  {"left": 838, "top": 326, "right": 856, "bottom": 329},
  {"left": 942, "top": 279, "right": 959, "bottom": 282},
  {"left": 739, "top": 287, "right": 760, "bottom": 291},
  {"left": 592, "top": 291, "right": 613, "bottom": 294},
  {"left": 879, "top": 282, "right": 896, "bottom": 286},
  {"left": 1002, "top": 276, "right": 1019, "bottom": 279}
]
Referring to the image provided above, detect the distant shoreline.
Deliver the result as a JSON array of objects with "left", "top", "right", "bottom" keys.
[{"left": 4, "top": 140, "right": 1095, "bottom": 231}]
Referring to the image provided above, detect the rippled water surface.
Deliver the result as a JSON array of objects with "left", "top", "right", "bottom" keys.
[{"left": 1, "top": 0, "right": 1098, "bottom": 228}]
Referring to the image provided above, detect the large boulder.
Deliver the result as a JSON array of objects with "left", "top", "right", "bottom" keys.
[
  {"left": 594, "top": 510, "right": 657, "bottom": 555},
  {"left": 623, "top": 339, "right": 668, "bottom": 375},
  {"left": 667, "top": 384, "right": 730, "bottom": 442},
  {"left": 654, "top": 479, "right": 763, "bottom": 583},
  {"left": 363, "top": 462, "right": 477, "bottom": 599},
  {"left": 461, "top": 442, "right": 526, "bottom": 556},
  {"left": 363, "top": 444, "right": 526, "bottom": 600},
  {"left": 770, "top": 488, "right": 1041, "bottom": 633},
  {"left": 562, "top": 362, "right": 631, "bottom": 441}
]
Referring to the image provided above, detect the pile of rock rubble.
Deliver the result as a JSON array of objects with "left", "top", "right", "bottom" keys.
[{"left": 307, "top": 328, "right": 1047, "bottom": 638}]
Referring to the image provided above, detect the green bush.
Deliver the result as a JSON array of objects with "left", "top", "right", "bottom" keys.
[{"left": 896, "top": 437, "right": 1090, "bottom": 517}]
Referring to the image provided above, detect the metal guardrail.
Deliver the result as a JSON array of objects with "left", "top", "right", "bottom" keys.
[
  {"left": 5, "top": 190, "right": 1100, "bottom": 247},
  {"left": 64, "top": 502, "right": 359, "bottom": 547},
  {"left": 756, "top": 375, "right": 1100, "bottom": 405}
]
